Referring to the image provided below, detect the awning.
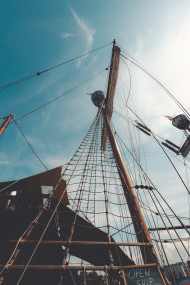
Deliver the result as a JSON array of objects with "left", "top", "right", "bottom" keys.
[{"left": 59, "top": 204, "right": 135, "bottom": 267}]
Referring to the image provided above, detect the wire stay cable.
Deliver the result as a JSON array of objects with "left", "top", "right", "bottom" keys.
[
  {"left": 121, "top": 54, "right": 190, "bottom": 118},
  {"left": 0, "top": 42, "right": 112, "bottom": 92},
  {"left": 10, "top": 68, "right": 106, "bottom": 124},
  {"left": 13, "top": 118, "right": 48, "bottom": 171}
]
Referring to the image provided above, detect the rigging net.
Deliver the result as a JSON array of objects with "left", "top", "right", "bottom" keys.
[
  {"left": 0, "top": 108, "right": 163, "bottom": 284},
  {"left": 1, "top": 108, "right": 190, "bottom": 284},
  {"left": 1, "top": 41, "right": 190, "bottom": 284}
]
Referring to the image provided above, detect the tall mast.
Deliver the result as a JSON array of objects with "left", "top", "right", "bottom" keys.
[
  {"left": 0, "top": 114, "right": 14, "bottom": 136},
  {"left": 103, "top": 114, "right": 159, "bottom": 264},
  {"left": 102, "top": 41, "right": 159, "bottom": 264},
  {"left": 102, "top": 39, "right": 121, "bottom": 150}
]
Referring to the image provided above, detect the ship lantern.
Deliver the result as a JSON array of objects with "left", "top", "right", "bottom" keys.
[{"left": 91, "top": 90, "right": 105, "bottom": 108}]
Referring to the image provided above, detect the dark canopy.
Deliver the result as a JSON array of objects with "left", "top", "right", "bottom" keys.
[{"left": 0, "top": 166, "right": 69, "bottom": 205}]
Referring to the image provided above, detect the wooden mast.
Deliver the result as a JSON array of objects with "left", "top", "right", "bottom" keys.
[
  {"left": 103, "top": 114, "right": 159, "bottom": 264},
  {"left": 0, "top": 114, "right": 14, "bottom": 136},
  {"left": 102, "top": 39, "right": 120, "bottom": 150},
  {"left": 102, "top": 41, "right": 159, "bottom": 265}
]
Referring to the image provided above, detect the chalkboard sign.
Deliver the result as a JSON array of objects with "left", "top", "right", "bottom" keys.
[
  {"left": 179, "top": 279, "right": 190, "bottom": 285},
  {"left": 124, "top": 265, "right": 165, "bottom": 285}
]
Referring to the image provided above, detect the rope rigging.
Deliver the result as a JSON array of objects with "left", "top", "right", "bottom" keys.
[
  {"left": 115, "top": 126, "right": 190, "bottom": 233},
  {"left": 9, "top": 68, "right": 106, "bottom": 124},
  {"left": 0, "top": 108, "right": 155, "bottom": 282},
  {"left": 115, "top": 131, "right": 190, "bottom": 281},
  {"left": 114, "top": 109, "right": 190, "bottom": 171},
  {"left": 126, "top": 104, "right": 190, "bottom": 196},
  {"left": 1, "top": 106, "right": 189, "bottom": 285},
  {"left": 1, "top": 41, "right": 190, "bottom": 285},
  {"left": 109, "top": 52, "right": 190, "bottom": 272},
  {"left": 14, "top": 108, "right": 105, "bottom": 285},
  {"left": 121, "top": 53, "right": 190, "bottom": 119},
  {"left": 13, "top": 118, "right": 48, "bottom": 171}
]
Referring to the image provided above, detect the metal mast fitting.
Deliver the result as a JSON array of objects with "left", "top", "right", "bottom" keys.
[{"left": 102, "top": 40, "right": 121, "bottom": 150}]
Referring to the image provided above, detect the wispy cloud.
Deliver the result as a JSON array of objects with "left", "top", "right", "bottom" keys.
[
  {"left": 122, "top": 9, "right": 190, "bottom": 144},
  {"left": 70, "top": 8, "right": 95, "bottom": 67},
  {"left": 62, "top": 33, "right": 76, "bottom": 39},
  {"left": 84, "top": 55, "right": 98, "bottom": 70}
]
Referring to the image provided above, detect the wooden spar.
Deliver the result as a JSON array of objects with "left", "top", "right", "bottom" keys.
[
  {"left": 0, "top": 264, "right": 157, "bottom": 270},
  {"left": 0, "top": 194, "right": 52, "bottom": 200},
  {"left": 101, "top": 41, "right": 162, "bottom": 267},
  {"left": 7, "top": 240, "right": 150, "bottom": 246},
  {"left": 103, "top": 113, "right": 159, "bottom": 265},
  {"left": 101, "top": 40, "right": 121, "bottom": 150},
  {"left": 148, "top": 225, "right": 190, "bottom": 231},
  {"left": 0, "top": 114, "right": 14, "bottom": 136}
]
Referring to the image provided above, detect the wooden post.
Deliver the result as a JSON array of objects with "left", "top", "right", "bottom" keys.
[
  {"left": 0, "top": 114, "right": 14, "bottom": 136},
  {"left": 7, "top": 240, "right": 150, "bottom": 246},
  {"left": 102, "top": 41, "right": 121, "bottom": 150},
  {"left": 0, "top": 264, "right": 158, "bottom": 270}
]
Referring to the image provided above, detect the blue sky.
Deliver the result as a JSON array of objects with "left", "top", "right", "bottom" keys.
[
  {"left": 0, "top": 0, "right": 190, "bottom": 178},
  {"left": 1, "top": 0, "right": 190, "bottom": 262}
]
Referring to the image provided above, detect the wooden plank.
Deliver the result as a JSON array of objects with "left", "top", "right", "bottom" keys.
[
  {"left": 7, "top": 240, "right": 150, "bottom": 246},
  {"left": 0, "top": 114, "right": 14, "bottom": 136},
  {"left": 104, "top": 45, "right": 121, "bottom": 119},
  {"left": 148, "top": 225, "right": 190, "bottom": 231},
  {"left": 0, "top": 264, "right": 157, "bottom": 270}
]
